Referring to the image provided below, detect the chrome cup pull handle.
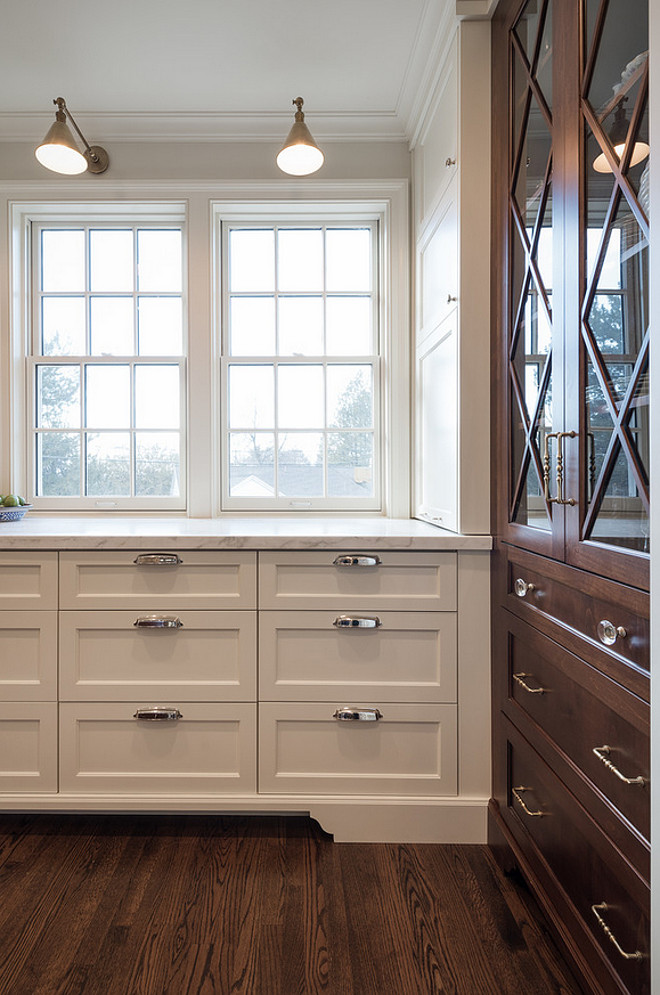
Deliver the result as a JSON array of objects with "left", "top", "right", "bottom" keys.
[
  {"left": 512, "top": 786, "right": 546, "bottom": 817},
  {"left": 133, "top": 707, "right": 182, "bottom": 721},
  {"left": 592, "top": 746, "right": 647, "bottom": 786},
  {"left": 333, "top": 554, "right": 382, "bottom": 567},
  {"left": 133, "top": 615, "right": 184, "bottom": 629},
  {"left": 597, "top": 620, "right": 627, "bottom": 646},
  {"left": 333, "top": 615, "right": 382, "bottom": 629},
  {"left": 333, "top": 707, "right": 383, "bottom": 722},
  {"left": 512, "top": 673, "right": 546, "bottom": 695},
  {"left": 591, "top": 904, "right": 645, "bottom": 961},
  {"left": 133, "top": 553, "right": 182, "bottom": 566}
]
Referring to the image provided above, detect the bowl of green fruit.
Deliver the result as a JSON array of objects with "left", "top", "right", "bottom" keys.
[{"left": 0, "top": 494, "right": 31, "bottom": 522}]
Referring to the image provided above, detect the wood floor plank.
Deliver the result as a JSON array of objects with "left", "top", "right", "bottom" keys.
[{"left": 0, "top": 814, "right": 585, "bottom": 995}]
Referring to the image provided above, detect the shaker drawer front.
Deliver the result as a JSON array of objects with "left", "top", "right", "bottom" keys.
[
  {"left": 59, "top": 551, "right": 257, "bottom": 610},
  {"left": 0, "top": 552, "right": 58, "bottom": 610},
  {"left": 259, "top": 611, "right": 457, "bottom": 702},
  {"left": 504, "top": 618, "right": 649, "bottom": 844},
  {"left": 0, "top": 703, "right": 58, "bottom": 792},
  {"left": 503, "top": 545, "right": 649, "bottom": 679},
  {"left": 59, "top": 611, "right": 257, "bottom": 701},
  {"left": 259, "top": 551, "right": 457, "bottom": 611},
  {"left": 259, "top": 702, "right": 457, "bottom": 796},
  {"left": 505, "top": 721, "right": 649, "bottom": 995},
  {"left": 0, "top": 612, "right": 57, "bottom": 700},
  {"left": 59, "top": 702, "right": 256, "bottom": 794}
]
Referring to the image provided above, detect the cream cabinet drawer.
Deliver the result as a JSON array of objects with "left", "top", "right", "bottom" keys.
[
  {"left": 59, "top": 611, "right": 256, "bottom": 702},
  {"left": 0, "top": 702, "right": 58, "bottom": 792},
  {"left": 259, "top": 702, "right": 457, "bottom": 796},
  {"left": 0, "top": 552, "right": 58, "bottom": 610},
  {"left": 0, "top": 612, "right": 57, "bottom": 700},
  {"left": 59, "top": 702, "right": 256, "bottom": 794},
  {"left": 259, "top": 551, "right": 456, "bottom": 611},
  {"left": 59, "top": 551, "right": 256, "bottom": 610},
  {"left": 259, "top": 611, "right": 456, "bottom": 702}
]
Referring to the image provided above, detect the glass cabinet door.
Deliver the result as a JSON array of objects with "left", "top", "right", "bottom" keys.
[
  {"left": 564, "top": 0, "right": 650, "bottom": 589},
  {"left": 503, "top": 0, "right": 561, "bottom": 557}
]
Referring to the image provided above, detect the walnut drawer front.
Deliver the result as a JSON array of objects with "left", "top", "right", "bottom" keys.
[
  {"left": 0, "top": 552, "right": 58, "bottom": 610},
  {"left": 59, "top": 551, "right": 257, "bottom": 610},
  {"left": 505, "top": 720, "right": 649, "bottom": 995},
  {"left": 59, "top": 610, "right": 257, "bottom": 702},
  {"left": 0, "top": 702, "right": 58, "bottom": 792},
  {"left": 259, "top": 611, "right": 457, "bottom": 703},
  {"left": 259, "top": 701, "right": 457, "bottom": 796},
  {"left": 59, "top": 701, "right": 256, "bottom": 794},
  {"left": 502, "top": 545, "right": 649, "bottom": 682},
  {"left": 501, "top": 613, "right": 649, "bottom": 846},
  {"left": 0, "top": 612, "right": 57, "bottom": 701},
  {"left": 259, "top": 551, "right": 457, "bottom": 611}
]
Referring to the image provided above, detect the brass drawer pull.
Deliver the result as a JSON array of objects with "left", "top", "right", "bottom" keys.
[
  {"left": 512, "top": 786, "right": 545, "bottom": 817},
  {"left": 133, "top": 553, "right": 182, "bottom": 566},
  {"left": 333, "top": 554, "right": 381, "bottom": 567},
  {"left": 133, "top": 615, "right": 184, "bottom": 629},
  {"left": 333, "top": 707, "right": 383, "bottom": 722},
  {"left": 333, "top": 615, "right": 382, "bottom": 629},
  {"left": 591, "top": 903, "right": 645, "bottom": 961},
  {"left": 512, "top": 673, "right": 546, "bottom": 695},
  {"left": 133, "top": 707, "right": 183, "bottom": 721},
  {"left": 592, "top": 746, "right": 647, "bottom": 786},
  {"left": 514, "top": 578, "right": 535, "bottom": 598},
  {"left": 597, "top": 620, "right": 627, "bottom": 646}
]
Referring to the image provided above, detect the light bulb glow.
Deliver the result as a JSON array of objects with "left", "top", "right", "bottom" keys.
[
  {"left": 35, "top": 142, "right": 87, "bottom": 175},
  {"left": 593, "top": 140, "right": 650, "bottom": 173},
  {"left": 276, "top": 143, "right": 324, "bottom": 176}
]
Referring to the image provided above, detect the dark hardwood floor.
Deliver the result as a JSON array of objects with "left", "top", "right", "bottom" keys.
[{"left": 0, "top": 814, "right": 583, "bottom": 995}]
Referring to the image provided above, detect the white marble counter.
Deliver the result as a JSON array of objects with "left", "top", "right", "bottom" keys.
[{"left": 0, "top": 516, "right": 492, "bottom": 551}]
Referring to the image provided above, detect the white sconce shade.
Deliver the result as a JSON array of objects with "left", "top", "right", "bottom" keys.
[{"left": 276, "top": 97, "right": 324, "bottom": 176}]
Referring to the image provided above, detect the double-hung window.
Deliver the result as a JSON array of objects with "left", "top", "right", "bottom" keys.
[
  {"left": 220, "top": 221, "right": 381, "bottom": 511},
  {"left": 29, "top": 221, "right": 186, "bottom": 510}
]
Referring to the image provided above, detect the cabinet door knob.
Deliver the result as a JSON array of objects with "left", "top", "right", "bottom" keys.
[
  {"left": 592, "top": 745, "right": 646, "bottom": 786},
  {"left": 591, "top": 904, "right": 645, "bottom": 961},
  {"left": 333, "top": 707, "right": 383, "bottom": 722},
  {"left": 447, "top": 294, "right": 457, "bottom": 303},
  {"left": 597, "top": 620, "right": 627, "bottom": 645},
  {"left": 514, "top": 578, "right": 535, "bottom": 598},
  {"left": 333, "top": 554, "right": 381, "bottom": 567},
  {"left": 445, "top": 157, "right": 456, "bottom": 167},
  {"left": 333, "top": 615, "right": 382, "bottom": 628},
  {"left": 133, "top": 707, "right": 182, "bottom": 721},
  {"left": 133, "top": 553, "right": 182, "bottom": 566},
  {"left": 133, "top": 615, "right": 184, "bottom": 629}
]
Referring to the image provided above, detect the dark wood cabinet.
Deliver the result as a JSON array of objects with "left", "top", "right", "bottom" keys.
[{"left": 490, "top": 1, "right": 650, "bottom": 993}]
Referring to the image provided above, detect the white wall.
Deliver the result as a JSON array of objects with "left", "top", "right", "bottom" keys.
[{"left": 0, "top": 140, "right": 411, "bottom": 183}]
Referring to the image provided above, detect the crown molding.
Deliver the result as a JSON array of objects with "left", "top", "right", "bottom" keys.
[{"left": 405, "top": 1, "right": 458, "bottom": 147}]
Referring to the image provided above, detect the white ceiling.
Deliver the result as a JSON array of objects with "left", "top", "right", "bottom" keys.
[{"left": 0, "top": 0, "right": 463, "bottom": 143}]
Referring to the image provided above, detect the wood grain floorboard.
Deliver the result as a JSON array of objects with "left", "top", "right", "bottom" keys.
[{"left": 0, "top": 814, "right": 585, "bottom": 995}]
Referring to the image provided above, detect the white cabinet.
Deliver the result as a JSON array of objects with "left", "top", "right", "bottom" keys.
[
  {"left": 259, "top": 702, "right": 457, "bottom": 796},
  {"left": 0, "top": 543, "right": 489, "bottom": 842},
  {"left": 59, "top": 701, "right": 257, "bottom": 794},
  {"left": 0, "top": 555, "right": 58, "bottom": 791}
]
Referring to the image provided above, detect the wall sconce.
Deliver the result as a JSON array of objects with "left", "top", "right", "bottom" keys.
[
  {"left": 35, "top": 97, "right": 109, "bottom": 175},
  {"left": 276, "top": 97, "right": 324, "bottom": 176},
  {"left": 593, "top": 98, "right": 649, "bottom": 173}
]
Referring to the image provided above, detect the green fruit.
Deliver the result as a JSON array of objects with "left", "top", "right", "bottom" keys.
[
  {"left": 18, "top": 496, "right": 28, "bottom": 506},
  {"left": 2, "top": 494, "right": 20, "bottom": 507}
]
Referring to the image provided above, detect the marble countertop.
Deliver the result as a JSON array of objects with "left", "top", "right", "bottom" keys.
[{"left": 0, "top": 516, "right": 492, "bottom": 551}]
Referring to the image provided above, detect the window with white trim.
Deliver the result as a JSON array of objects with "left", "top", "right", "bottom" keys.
[
  {"left": 220, "top": 220, "right": 381, "bottom": 511},
  {"left": 29, "top": 221, "right": 186, "bottom": 510}
]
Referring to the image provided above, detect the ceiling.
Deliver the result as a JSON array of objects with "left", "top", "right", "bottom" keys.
[{"left": 0, "top": 0, "right": 469, "bottom": 144}]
